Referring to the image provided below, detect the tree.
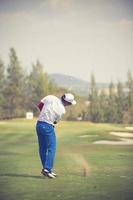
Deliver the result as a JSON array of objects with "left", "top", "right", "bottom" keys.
[
  {"left": 89, "top": 73, "right": 97, "bottom": 102},
  {"left": 98, "top": 90, "right": 108, "bottom": 122},
  {"left": 26, "top": 60, "right": 49, "bottom": 114},
  {"left": 126, "top": 70, "right": 133, "bottom": 123},
  {"left": 4, "top": 48, "right": 25, "bottom": 118},
  {"left": 116, "top": 81, "right": 125, "bottom": 123},
  {"left": 106, "top": 82, "right": 118, "bottom": 123},
  {"left": 126, "top": 70, "right": 133, "bottom": 108},
  {"left": 88, "top": 73, "right": 101, "bottom": 122},
  {"left": 0, "top": 58, "right": 6, "bottom": 118}
]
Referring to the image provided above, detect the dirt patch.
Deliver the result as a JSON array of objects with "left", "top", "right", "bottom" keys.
[
  {"left": 110, "top": 132, "right": 133, "bottom": 138},
  {"left": 125, "top": 127, "right": 133, "bottom": 131},
  {"left": 79, "top": 135, "right": 97, "bottom": 138},
  {"left": 93, "top": 132, "right": 133, "bottom": 145},
  {"left": 94, "top": 138, "right": 133, "bottom": 145}
]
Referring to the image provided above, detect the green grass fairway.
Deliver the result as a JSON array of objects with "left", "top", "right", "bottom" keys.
[{"left": 0, "top": 119, "right": 133, "bottom": 200}]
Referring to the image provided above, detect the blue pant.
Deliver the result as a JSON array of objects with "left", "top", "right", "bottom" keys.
[{"left": 36, "top": 121, "right": 56, "bottom": 172}]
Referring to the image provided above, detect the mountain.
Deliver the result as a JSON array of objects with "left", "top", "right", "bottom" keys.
[
  {"left": 49, "top": 73, "right": 89, "bottom": 96},
  {"left": 49, "top": 73, "right": 108, "bottom": 97}
]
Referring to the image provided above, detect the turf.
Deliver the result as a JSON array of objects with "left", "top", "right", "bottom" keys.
[{"left": 0, "top": 119, "right": 133, "bottom": 200}]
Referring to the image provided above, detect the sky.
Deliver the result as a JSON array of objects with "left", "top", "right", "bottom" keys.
[{"left": 0, "top": 0, "right": 133, "bottom": 83}]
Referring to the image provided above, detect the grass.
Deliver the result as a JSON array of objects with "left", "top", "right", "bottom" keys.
[{"left": 0, "top": 119, "right": 133, "bottom": 200}]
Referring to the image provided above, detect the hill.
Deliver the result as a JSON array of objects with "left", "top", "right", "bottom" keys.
[{"left": 49, "top": 73, "right": 108, "bottom": 97}]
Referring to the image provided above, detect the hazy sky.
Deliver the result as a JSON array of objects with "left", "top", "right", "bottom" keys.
[{"left": 0, "top": 0, "right": 133, "bottom": 82}]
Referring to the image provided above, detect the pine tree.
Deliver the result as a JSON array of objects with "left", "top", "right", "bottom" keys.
[
  {"left": 126, "top": 70, "right": 133, "bottom": 123},
  {"left": 0, "top": 58, "right": 6, "bottom": 118},
  {"left": 106, "top": 82, "right": 118, "bottom": 123},
  {"left": 116, "top": 81, "right": 125, "bottom": 123},
  {"left": 26, "top": 60, "right": 49, "bottom": 114},
  {"left": 88, "top": 73, "right": 100, "bottom": 122},
  {"left": 89, "top": 73, "right": 97, "bottom": 102},
  {"left": 98, "top": 89, "right": 108, "bottom": 122},
  {"left": 127, "top": 70, "right": 133, "bottom": 108},
  {"left": 4, "top": 48, "right": 24, "bottom": 118}
]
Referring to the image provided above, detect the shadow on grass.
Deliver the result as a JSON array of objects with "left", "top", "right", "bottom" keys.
[
  {"left": 0, "top": 152, "right": 21, "bottom": 156},
  {"left": 0, "top": 172, "right": 84, "bottom": 179},
  {"left": 0, "top": 173, "right": 45, "bottom": 180}
]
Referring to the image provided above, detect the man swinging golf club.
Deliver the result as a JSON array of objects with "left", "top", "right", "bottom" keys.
[{"left": 36, "top": 93, "right": 76, "bottom": 178}]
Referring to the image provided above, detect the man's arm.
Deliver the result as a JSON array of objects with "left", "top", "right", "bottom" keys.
[
  {"left": 37, "top": 102, "right": 44, "bottom": 111},
  {"left": 53, "top": 110, "right": 62, "bottom": 124},
  {"left": 37, "top": 96, "right": 47, "bottom": 111}
]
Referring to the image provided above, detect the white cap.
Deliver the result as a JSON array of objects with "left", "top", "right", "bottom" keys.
[{"left": 63, "top": 93, "right": 76, "bottom": 105}]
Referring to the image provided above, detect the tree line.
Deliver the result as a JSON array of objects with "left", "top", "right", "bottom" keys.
[
  {"left": 0, "top": 48, "right": 133, "bottom": 124},
  {"left": 0, "top": 48, "right": 67, "bottom": 119},
  {"left": 87, "top": 72, "right": 133, "bottom": 124}
]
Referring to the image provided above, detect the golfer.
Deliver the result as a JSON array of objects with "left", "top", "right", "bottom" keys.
[{"left": 36, "top": 93, "right": 76, "bottom": 178}]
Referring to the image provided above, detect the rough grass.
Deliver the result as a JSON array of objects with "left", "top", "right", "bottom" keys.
[{"left": 0, "top": 119, "right": 133, "bottom": 200}]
